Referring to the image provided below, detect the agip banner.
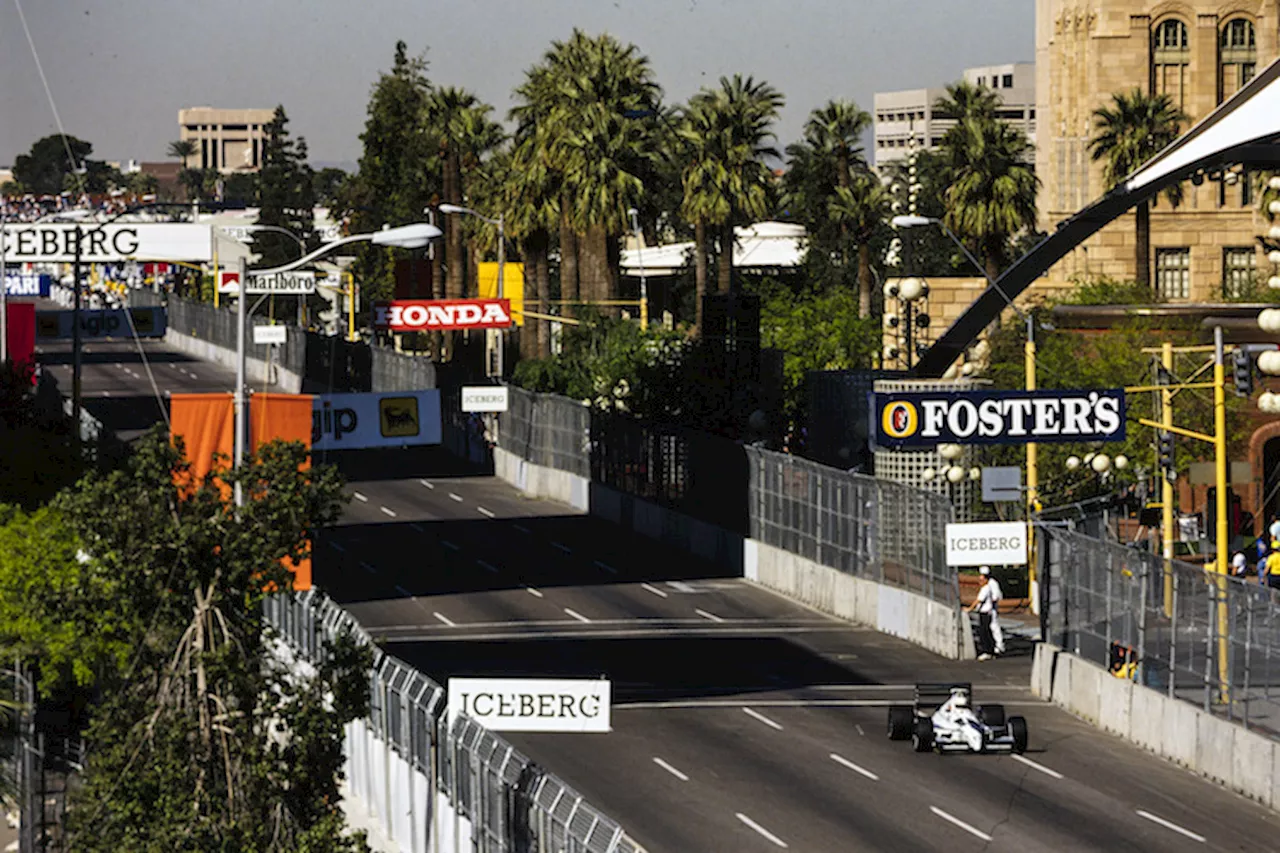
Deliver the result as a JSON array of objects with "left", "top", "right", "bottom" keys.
[
  {"left": 870, "top": 388, "right": 1126, "bottom": 448},
  {"left": 312, "top": 390, "right": 442, "bottom": 451}
]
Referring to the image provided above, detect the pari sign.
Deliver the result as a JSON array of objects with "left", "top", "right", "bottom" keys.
[
  {"left": 871, "top": 389, "right": 1126, "bottom": 448},
  {"left": 374, "top": 298, "right": 512, "bottom": 332},
  {"left": 3, "top": 273, "right": 52, "bottom": 297},
  {"left": 447, "top": 678, "right": 612, "bottom": 733}
]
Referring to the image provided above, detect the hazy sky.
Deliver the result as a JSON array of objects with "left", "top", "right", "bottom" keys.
[{"left": 0, "top": 0, "right": 1033, "bottom": 169}]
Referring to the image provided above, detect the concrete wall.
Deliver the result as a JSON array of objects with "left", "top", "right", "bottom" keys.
[
  {"left": 1033, "top": 643, "right": 1280, "bottom": 810},
  {"left": 492, "top": 447, "right": 975, "bottom": 660},
  {"left": 163, "top": 328, "right": 303, "bottom": 393}
]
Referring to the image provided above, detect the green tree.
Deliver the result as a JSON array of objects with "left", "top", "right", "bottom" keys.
[
  {"left": 828, "top": 172, "right": 891, "bottom": 317},
  {"left": 1089, "top": 89, "right": 1188, "bottom": 292},
  {"left": 13, "top": 135, "right": 103, "bottom": 195},
  {"left": 166, "top": 139, "right": 197, "bottom": 168},
  {"left": 254, "top": 105, "right": 316, "bottom": 270},
  {"left": 313, "top": 167, "right": 349, "bottom": 207}
]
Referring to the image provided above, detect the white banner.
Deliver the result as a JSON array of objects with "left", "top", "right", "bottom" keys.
[
  {"left": 1, "top": 223, "right": 213, "bottom": 263},
  {"left": 945, "top": 521, "right": 1028, "bottom": 567},
  {"left": 461, "top": 386, "right": 509, "bottom": 413},
  {"left": 312, "top": 390, "right": 441, "bottom": 451},
  {"left": 246, "top": 271, "right": 316, "bottom": 295},
  {"left": 253, "top": 325, "right": 288, "bottom": 345},
  {"left": 447, "top": 678, "right": 612, "bottom": 733}
]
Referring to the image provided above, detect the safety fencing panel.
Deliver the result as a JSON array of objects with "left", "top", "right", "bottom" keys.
[
  {"left": 264, "top": 586, "right": 646, "bottom": 852},
  {"left": 503, "top": 386, "right": 590, "bottom": 478},
  {"left": 1043, "top": 526, "right": 1280, "bottom": 739}
]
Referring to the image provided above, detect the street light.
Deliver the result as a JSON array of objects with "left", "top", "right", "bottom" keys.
[
  {"left": 437, "top": 204, "right": 506, "bottom": 378},
  {"left": 627, "top": 207, "right": 649, "bottom": 330},
  {"left": 230, "top": 222, "right": 441, "bottom": 497}
]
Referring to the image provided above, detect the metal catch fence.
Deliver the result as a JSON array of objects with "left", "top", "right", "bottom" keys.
[
  {"left": 747, "top": 447, "right": 956, "bottom": 605},
  {"left": 503, "top": 386, "right": 590, "bottom": 478},
  {"left": 264, "top": 587, "right": 645, "bottom": 852},
  {"left": 1043, "top": 525, "right": 1280, "bottom": 739}
]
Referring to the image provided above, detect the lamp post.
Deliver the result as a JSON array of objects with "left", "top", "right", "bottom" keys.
[
  {"left": 438, "top": 204, "right": 505, "bottom": 378},
  {"left": 229, "top": 223, "right": 441, "bottom": 495},
  {"left": 216, "top": 224, "right": 307, "bottom": 324},
  {"left": 627, "top": 207, "right": 649, "bottom": 330},
  {"left": 1, "top": 213, "right": 7, "bottom": 364}
]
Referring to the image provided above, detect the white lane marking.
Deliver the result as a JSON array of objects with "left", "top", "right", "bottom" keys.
[
  {"left": 742, "top": 707, "right": 784, "bottom": 731},
  {"left": 564, "top": 608, "right": 592, "bottom": 624},
  {"left": 640, "top": 583, "right": 669, "bottom": 598},
  {"left": 449, "top": 492, "right": 464, "bottom": 502},
  {"left": 668, "top": 580, "right": 697, "bottom": 593},
  {"left": 855, "top": 724, "right": 865, "bottom": 736},
  {"left": 410, "top": 523, "right": 425, "bottom": 534},
  {"left": 652, "top": 757, "right": 689, "bottom": 782},
  {"left": 551, "top": 541, "right": 572, "bottom": 554},
  {"left": 442, "top": 540, "right": 460, "bottom": 551},
  {"left": 695, "top": 608, "right": 725, "bottom": 623},
  {"left": 419, "top": 479, "right": 435, "bottom": 489},
  {"left": 433, "top": 612, "right": 456, "bottom": 628},
  {"left": 395, "top": 584, "right": 412, "bottom": 596},
  {"left": 114, "top": 363, "right": 122, "bottom": 369},
  {"left": 829, "top": 752, "right": 879, "bottom": 781},
  {"left": 477, "top": 505, "right": 495, "bottom": 518},
  {"left": 1135, "top": 810, "right": 1206, "bottom": 843},
  {"left": 594, "top": 560, "right": 617, "bottom": 575},
  {"left": 735, "top": 813, "right": 788, "bottom": 848},
  {"left": 513, "top": 524, "right": 531, "bottom": 534},
  {"left": 353, "top": 492, "right": 368, "bottom": 502},
  {"left": 930, "top": 806, "right": 992, "bottom": 842},
  {"left": 329, "top": 541, "right": 346, "bottom": 552},
  {"left": 1011, "top": 754, "right": 1064, "bottom": 780},
  {"left": 477, "top": 559, "right": 499, "bottom": 574},
  {"left": 525, "top": 586, "right": 544, "bottom": 598},
  {"left": 380, "top": 506, "right": 397, "bottom": 518},
  {"left": 360, "top": 562, "right": 377, "bottom": 574}
]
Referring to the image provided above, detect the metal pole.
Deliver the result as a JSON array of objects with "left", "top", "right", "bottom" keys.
[
  {"left": 496, "top": 216, "right": 505, "bottom": 380},
  {"left": 1214, "top": 326, "right": 1230, "bottom": 701},
  {"left": 234, "top": 256, "right": 248, "bottom": 504},
  {"left": 347, "top": 273, "right": 357, "bottom": 342},
  {"left": 1026, "top": 315, "right": 1039, "bottom": 614},
  {"left": 72, "top": 227, "right": 83, "bottom": 428},
  {"left": 1162, "top": 341, "right": 1175, "bottom": 617},
  {"left": 1, "top": 216, "right": 7, "bottom": 362}
]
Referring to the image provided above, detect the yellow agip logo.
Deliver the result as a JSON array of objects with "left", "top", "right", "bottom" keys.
[
  {"left": 881, "top": 400, "right": 919, "bottom": 440},
  {"left": 379, "top": 396, "right": 420, "bottom": 438}
]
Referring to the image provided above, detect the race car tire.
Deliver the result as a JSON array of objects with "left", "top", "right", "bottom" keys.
[
  {"left": 911, "top": 718, "right": 934, "bottom": 753},
  {"left": 979, "top": 704, "right": 1006, "bottom": 729},
  {"left": 1009, "top": 716, "right": 1028, "bottom": 754},
  {"left": 888, "top": 706, "right": 913, "bottom": 740}
]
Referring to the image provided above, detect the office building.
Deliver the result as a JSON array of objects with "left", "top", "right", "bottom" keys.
[{"left": 178, "top": 107, "right": 275, "bottom": 174}]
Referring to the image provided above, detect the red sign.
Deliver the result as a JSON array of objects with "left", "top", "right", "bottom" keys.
[
  {"left": 5, "top": 302, "right": 35, "bottom": 379},
  {"left": 218, "top": 270, "right": 241, "bottom": 293},
  {"left": 374, "top": 299, "right": 512, "bottom": 332}
]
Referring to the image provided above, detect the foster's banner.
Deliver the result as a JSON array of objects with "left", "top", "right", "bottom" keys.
[
  {"left": 373, "top": 298, "right": 512, "bottom": 332},
  {"left": 312, "top": 390, "right": 442, "bottom": 451},
  {"left": 871, "top": 388, "right": 1125, "bottom": 448}
]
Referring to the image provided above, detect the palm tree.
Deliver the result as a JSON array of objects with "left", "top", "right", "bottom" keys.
[
  {"left": 1089, "top": 89, "right": 1188, "bottom": 291},
  {"left": 678, "top": 95, "right": 729, "bottom": 331},
  {"left": 802, "top": 99, "right": 870, "bottom": 190},
  {"left": 167, "top": 139, "right": 197, "bottom": 169},
  {"left": 828, "top": 172, "right": 891, "bottom": 317}
]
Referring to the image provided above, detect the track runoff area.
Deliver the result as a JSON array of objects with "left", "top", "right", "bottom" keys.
[{"left": 52, "top": 338, "right": 1280, "bottom": 852}]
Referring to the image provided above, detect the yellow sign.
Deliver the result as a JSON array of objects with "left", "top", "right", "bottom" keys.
[
  {"left": 379, "top": 396, "right": 420, "bottom": 438},
  {"left": 880, "top": 400, "right": 919, "bottom": 440},
  {"left": 477, "top": 262, "right": 524, "bottom": 326}
]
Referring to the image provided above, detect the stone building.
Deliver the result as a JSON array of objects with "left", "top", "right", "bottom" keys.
[
  {"left": 178, "top": 107, "right": 276, "bottom": 174},
  {"left": 1036, "top": 1, "right": 1276, "bottom": 300}
]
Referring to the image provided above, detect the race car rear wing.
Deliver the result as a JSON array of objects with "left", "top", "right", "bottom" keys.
[{"left": 914, "top": 682, "right": 973, "bottom": 709}]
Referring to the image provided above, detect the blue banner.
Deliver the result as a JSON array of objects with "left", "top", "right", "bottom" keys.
[
  {"left": 34, "top": 307, "right": 167, "bottom": 340},
  {"left": 3, "top": 273, "right": 51, "bottom": 297},
  {"left": 870, "top": 388, "right": 1126, "bottom": 448}
]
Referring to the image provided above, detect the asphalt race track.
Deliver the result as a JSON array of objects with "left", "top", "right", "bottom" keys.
[{"left": 47, "top": 336, "right": 1280, "bottom": 852}]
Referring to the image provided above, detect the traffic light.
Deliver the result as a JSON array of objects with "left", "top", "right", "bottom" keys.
[
  {"left": 1157, "top": 430, "right": 1175, "bottom": 480},
  {"left": 1206, "top": 487, "right": 1244, "bottom": 537},
  {"left": 1233, "top": 348, "right": 1255, "bottom": 396}
]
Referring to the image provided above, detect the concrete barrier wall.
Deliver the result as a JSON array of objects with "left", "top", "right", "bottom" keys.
[
  {"left": 163, "top": 328, "right": 304, "bottom": 393},
  {"left": 494, "top": 447, "right": 973, "bottom": 660},
  {"left": 1033, "top": 643, "right": 1280, "bottom": 810}
]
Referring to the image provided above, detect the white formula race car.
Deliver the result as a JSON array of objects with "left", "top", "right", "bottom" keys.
[{"left": 887, "top": 683, "right": 1028, "bottom": 755}]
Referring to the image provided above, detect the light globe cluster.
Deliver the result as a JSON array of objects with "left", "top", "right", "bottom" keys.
[
  {"left": 921, "top": 444, "right": 980, "bottom": 484},
  {"left": 1065, "top": 452, "right": 1127, "bottom": 474},
  {"left": 1256, "top": 310, "right": 1280, "bottom": 413}
]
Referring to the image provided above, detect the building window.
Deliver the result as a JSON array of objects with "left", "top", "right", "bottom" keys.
[
  {"left": 1220, "top": 19, "right": 1257, "bottom": 101},
  {"left": 1003, "top": 74, "right": 1014, "bottom": 88},
  {"left": 1152, "top": 19, "right": 1190, "bottom": 109},
  {"left": 1223, "top": 247, "right": 1257, "bottom": 297},
  {"left": 1156, "top": 248, "right": 1191, "bottom": 300}
]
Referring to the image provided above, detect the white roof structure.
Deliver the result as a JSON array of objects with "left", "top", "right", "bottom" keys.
[{"left": 620, "top": 221, "right": 806, "bottom": 276}]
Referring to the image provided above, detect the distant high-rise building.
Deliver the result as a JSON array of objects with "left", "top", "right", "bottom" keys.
[
  {"left": 178, "top": 107, "right": 275, "bottom": 174},
  {"left": 873, "top": 63, "right": 1036, "bottom": 167}
]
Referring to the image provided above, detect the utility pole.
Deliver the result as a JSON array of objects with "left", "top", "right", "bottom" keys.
[
  {"left": 233, "top": 255, "right": 248, "bottom": 506},
  {"left": 1213, "top": 326, "right": 1229, "bottom": 702},
  {"left": 1025, "top": 313, "right": 1039, "bottom": 612},
  {"left": 72, "top": 226, "right": 83, "bottom": 428},
  {"left": 1161, "top": 341, "right": 1175, "bottom": 617}
]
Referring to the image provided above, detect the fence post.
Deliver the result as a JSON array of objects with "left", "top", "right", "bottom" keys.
[
  {"left": 1242, "top": 593, "right": 1254, "bottom": 730},
  {"left": 1204, "top": 583, "right": 1215, "bottom": 712},
  {"left": 1137, "top": 562, "right": 1148, "bottom": 687},
  {"left": 1169, "top": 569, "right": 1178, "bottom": 700}
]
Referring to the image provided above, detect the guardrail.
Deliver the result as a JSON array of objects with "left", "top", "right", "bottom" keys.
[{"left": 265, "top": 587, "right": 647, "bottom": 853}]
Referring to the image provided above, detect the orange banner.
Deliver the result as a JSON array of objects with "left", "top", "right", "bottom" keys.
[
  {"left": 170, "top": 393, "right": 235, "bottom": 493},
  {"left": 251, "top": 393, "right": 316, "bottom": 590}
]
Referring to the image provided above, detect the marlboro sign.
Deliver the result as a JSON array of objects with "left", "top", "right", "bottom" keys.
[{"left": 374, "top": 299, "right": 512, "bottom": 332}]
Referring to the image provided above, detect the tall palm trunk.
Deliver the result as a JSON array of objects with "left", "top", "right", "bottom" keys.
[
  {"left": 694, "top": 220, "right": 709, "bottom": 334},
  {"left": 1135, "top": 201, "right": 1151, "bottom": 293},
  {"left": 858, "top": 243, "right": 872, "bottom": 318},
  {"left": 582, "top": 225, "right": 610, "bottom": 311},
  {"left": 445, "top": 150, "right": 465, "bottom": 300},
  {"left": 985, "top": 254, "right": 1000, "bottom": 289},
  {"left": 717, "top": 222, "right": 734, "bottom": 295},
  {"left": 559, "top": 202, "right": 579, "bottom": 318},
  {"left": 528, "top": 229, "right": 551, "bottom": 358}
]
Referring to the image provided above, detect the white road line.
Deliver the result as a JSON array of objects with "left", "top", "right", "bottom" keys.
[
  {"left": 525, "top": 586, "right": 544, "bottom": 598},
  {"left": 433, "top": 612, "right": 456, "bottom": 628},
  {"left": 594, "top": 560, "right": 617, "bottom": 574},
  {"left": 829, "top": 753, "right": 879, "bottom": 781},
  {"left": 353, "top": 492, "right": 368, "bottom": 503},
  {"left": 328, "top": 541, "right": 346, "bottom": 552},
  {"left": 735, "top": 813, "right": 788, "bottom": 848},
  {"left": 695, "top": 608, "right": 725, "bottom": 623},
  {"left": 419, "top": 479, "right": 435, "bottom": 489},
  {"left": 114, "top": 363, "right": 122, "bottom": 369},
  {"left": 360, "top": 562, "right": 377, "bottom": 574},
  {"left": 1011, "top": 754, "right": 1064, "bottom": 780},
  {"left": 668, "top": 580, "right": 697, "bottom": 593},
  {"left": 1136, "top": 810, "right": 1206, "bottom": 843},
  {"left": 742, "top": 707, "right": 783, "bottom": 731},
  {"left": 410, "top": 523, "right": 426, "bottom": 534},
  {"left": 449, "top": 492, "right": 464, "bottom": 502},
  {"left": 477, "top": 505, "right": 495, "bottom": 518},
  {"left": 930, "top": 806, "right": 992, "bottom": 842},
  {"left": 640, "top": 583, "right": 669, "bottom": 598},
  {"left": 651, "top": 757, "right": 689, "bottom": 782},
  {"left": 395, "top": 584, "right": 412, "bottom": 596},
  {"left": 380, "top": 506, "right": 397, "bottom": 518},
  {"left": 513, "top": 524, "right": 531, "bottom": 534},
  {"left": 442, "top": 540, "right": 460, "bottom": 551},
  {"left": 564, "top": 608, "right": 592, "bottom": 624},
  {"left": 551, "top": 541, "right": 572, "bottom": 554},
  {"left": 855, "top": 724, "right": 865, "bottom": 736},
  {"left": 477, "top": 559, "right": 499, "bottom": 574}
]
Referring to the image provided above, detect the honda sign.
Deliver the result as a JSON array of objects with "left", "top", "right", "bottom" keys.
[{"left": 374, "top": 298, "right": 512, "bottom": 332}]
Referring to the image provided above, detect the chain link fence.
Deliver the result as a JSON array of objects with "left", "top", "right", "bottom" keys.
[
  {"left": 503, "top": 386, "right": 590, "bottom": 478},
  {"left": 265, "top": 587, "right": 646, "bottom": 852},
  {"left": 747, "top": 447, "right": 957, "bottom": 605},
  {"left": 1043, "top": 525, "right": 1280, "bottom": 739}
]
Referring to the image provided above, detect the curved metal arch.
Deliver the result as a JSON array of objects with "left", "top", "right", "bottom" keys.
[{"left": 913, "top": 57, "right": 1280, "bottom": 378}]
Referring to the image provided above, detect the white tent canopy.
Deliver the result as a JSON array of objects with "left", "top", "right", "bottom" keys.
[{"left": 620, "top": 221, "right": 806, "bottom": 276}]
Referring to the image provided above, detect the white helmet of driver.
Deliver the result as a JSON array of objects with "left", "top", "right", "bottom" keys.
[{"left": 951, "top": 690, "right": 969, "bottom": 708}]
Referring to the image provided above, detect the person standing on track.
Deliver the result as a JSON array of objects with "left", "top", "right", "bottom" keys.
[{"left": 967, "top": 566, "right": 1005, "bottom": 660}]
